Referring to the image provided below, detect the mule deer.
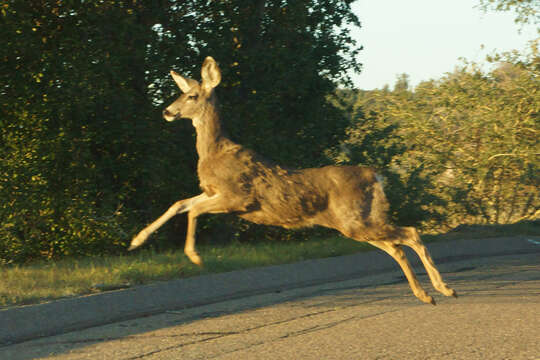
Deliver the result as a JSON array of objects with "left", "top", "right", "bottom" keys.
[{"left": 129, "top": 57, "right": 457, "bottom": 304}]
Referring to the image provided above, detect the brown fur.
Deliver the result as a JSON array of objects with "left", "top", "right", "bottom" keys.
[{"left": 129, "top": 57, "right": 456, "bottom": 304}]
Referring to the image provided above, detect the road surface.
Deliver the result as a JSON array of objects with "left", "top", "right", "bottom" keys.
[{"left": 1, "top": 251, "right": 539, "bottom": 359}]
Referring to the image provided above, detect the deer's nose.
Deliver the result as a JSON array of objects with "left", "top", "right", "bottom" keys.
[{"left": 163, "top": 109, "right": 172, "bottom": 117}]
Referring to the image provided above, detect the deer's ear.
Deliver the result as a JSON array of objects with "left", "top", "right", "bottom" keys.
[
  {"left": 201, "top": 56, "right": 221, "bottom": 91},
  {"left": 170, "top": 71, "right": 197, "bottom": 93}
]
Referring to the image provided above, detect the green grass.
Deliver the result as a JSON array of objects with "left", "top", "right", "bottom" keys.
[
  {"left": 0, "top": 236, "right": 369, "bottom": 309},
  {"left": 1, "top": 220, "right": 537, "bottom": 309}
]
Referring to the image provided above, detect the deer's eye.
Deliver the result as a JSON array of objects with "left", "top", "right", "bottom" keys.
[{"left": 188, "top": 94, "right": 198, "bottom": 101}]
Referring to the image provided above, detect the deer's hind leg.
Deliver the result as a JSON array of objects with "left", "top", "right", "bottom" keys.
[
  {"left": 367, "top": 240, "right": 436, "bottom": 305},
  {"left": 334, "top": 222, "right": 434, "bottom": 304},
  {"left": 395, "top": 227, "right": 457, "bottom": 298}
]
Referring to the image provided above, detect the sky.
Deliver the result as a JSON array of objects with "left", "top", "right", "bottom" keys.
[{"left": 350, "top": 0, "right": 538, "bottom": 90}]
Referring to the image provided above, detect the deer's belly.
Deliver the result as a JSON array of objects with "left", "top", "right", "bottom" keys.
[
  {"left": 238, "top": 210, "right": 315, "bottom": 229},
  {"left": 237, "top": 192, "right": 327, "bottom": 229}
]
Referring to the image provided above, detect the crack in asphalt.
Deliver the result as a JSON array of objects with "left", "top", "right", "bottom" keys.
[
  {"left": 124, "top": 295, "right": 407, "bottom": 359},
  {"left": 119, "top": 307, "right": 338, "bottom": 359},
  {"left": 122, "top": 265, "right": 540, "bottom": 359},
  {"left": 124, "top": 334, "right": 228, "bottom": 360},
  {"left": 25, "top": 289, "right": 397, "bottom": 354},
  {"left": 202, "top": 308, "right": 406, "bottom": 359},
  {"left": 25, "top": 331, "right": 243, "bottom": 349}
]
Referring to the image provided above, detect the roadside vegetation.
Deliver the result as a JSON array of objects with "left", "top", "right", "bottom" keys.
[
  {"left": 331, "top": 41, "right": 539, "bottom": 231},
  {"left": 0, "top": 236, "right": 368, "bottom": 308},
  {"left": 1, "top": 221, "right": 538, "bottom": 309}
]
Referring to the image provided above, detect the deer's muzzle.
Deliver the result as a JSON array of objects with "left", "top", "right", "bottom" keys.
[{"left": 163, "top": 109, "right": 179, "bottom": 122}]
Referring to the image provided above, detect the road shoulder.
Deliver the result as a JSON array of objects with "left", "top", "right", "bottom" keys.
[{"left": 1, "top": 236, "right": 539, "bottom": 346}]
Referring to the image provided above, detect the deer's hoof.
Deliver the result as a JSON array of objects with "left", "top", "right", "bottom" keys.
[
  {"left": 417, "top": 293, "right": 436, "bottom": 305},
  {"left": 438, "top": 285, "right": 457, "bottom": 298},
  {"left": 186, "top": 251, "right": 203, "bottom": 267},
  {"left": 127, "top": 240, "right": 142, "bottom": 251},
  {"left": 128, "top": 232, "right": 147, "bottom": 251}
]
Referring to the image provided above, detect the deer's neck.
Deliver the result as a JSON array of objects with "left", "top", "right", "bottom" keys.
[{"left": 193, "top": 103, "right": 225, "bottom": 160}]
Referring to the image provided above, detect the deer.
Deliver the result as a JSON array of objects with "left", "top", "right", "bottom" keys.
[{"left": 128, "top": 56, "right": 457, "bottom": 305}]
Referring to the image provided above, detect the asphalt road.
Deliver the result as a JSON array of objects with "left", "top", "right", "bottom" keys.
[{"left": 2, "top": 251, "right": 539, "bottom": 360}]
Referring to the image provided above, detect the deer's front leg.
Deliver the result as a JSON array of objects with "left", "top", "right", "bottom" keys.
[
  {"left": 182, "top": 193, "right": 246, "bottom": 266},
  {"left": 128, "top": 194, "right": 208, "bottom": 251},
  {"left": 184, "top": 212, "right": 202, "bottom": 266},
  {"left": 182, "top": 194, "right": 224, "bottom": 266}
]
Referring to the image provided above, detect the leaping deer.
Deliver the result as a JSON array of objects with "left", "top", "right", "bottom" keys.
[{"left": 129, "top": 57, "right": 457, "bottom": 304}]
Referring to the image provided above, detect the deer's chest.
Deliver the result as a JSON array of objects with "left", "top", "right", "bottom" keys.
[{"left": 197, "top": 156, "right": 254, "bottom": 196}]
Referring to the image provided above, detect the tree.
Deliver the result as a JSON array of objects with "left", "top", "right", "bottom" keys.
[
  {"left": 0, "top": 1, "right": 190, "bottom": 262},
  {"left": 478, "top": 0, "right": 539, "bottom": 27},
  {"left": 370, "top": 45, "right": 539, "bottom": 227},
  {"left": 393, "top": 73, "right": 411, "bottom": 92},
  {"left": 0, "top": 1, "right": 362, "bottom": 263},
  {"left": 334, "top": 39, "right": 539, "bottom": 229}
]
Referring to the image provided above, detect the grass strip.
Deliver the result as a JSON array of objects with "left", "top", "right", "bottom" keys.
[
  {"left": 1, "top": 221, "right": 537, "bottom": 309},
  {"left": 0, "top": 236, "right": 367, "bottom": 308}
]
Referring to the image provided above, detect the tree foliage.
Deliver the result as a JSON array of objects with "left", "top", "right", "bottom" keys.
[
  {"left": 0, "top": 1, "right": 361, "bottom": 263},
  {"left": 336, "top": 43, "right": 539, "bottom": 229},
  {"left": 478, "top": 0, "right": 539, "bottom": 26}
]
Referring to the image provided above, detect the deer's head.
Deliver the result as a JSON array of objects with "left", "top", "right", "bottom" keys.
[{"left": 163, "top": 56, "right": 222, "bottom": 123}]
